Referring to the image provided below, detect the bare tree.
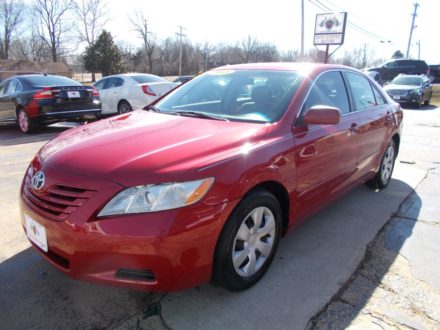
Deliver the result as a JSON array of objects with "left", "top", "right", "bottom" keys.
[
  {"left": 238, "top": 35, "right": 259, "bottom": 63},
  {"left": 129, "top": 11, "right": 156, "bottom": 73},
  {"left": 73, "top": 0, "right": 108, "bottom": 80},
  {"left": 33, "top": 0, "right": 74, "bottom": 62},
  {"left": 0, "top": 0, "right": 25, "bottom": 59},
  {"left": 74, "top": 0, "right": 108, "bottom": 45},
  {"left": 10, "top": 31, "right": 49, "bottom": 61},
  {"left": 198, "top": 41, "right": 215, "bottom": 71}
]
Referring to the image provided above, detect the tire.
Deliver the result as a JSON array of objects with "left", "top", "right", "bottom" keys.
[
  {"left": 117, "top": 100, "right": 132, "bottom": 114},
  {"left": 415, "top": 96, "right": 422, "bottom": 108},
  {"left": 366, "top": 139, "right": 396, "bottom": 189},
  {"left": 212, "top": 189, "right": 282, "bottom": 291},
  {"left": 17, "top": 108, "right": 38, "bottom": 134},
  {"left": 424, "top": 97, "right": 430, "bottom": 106}
]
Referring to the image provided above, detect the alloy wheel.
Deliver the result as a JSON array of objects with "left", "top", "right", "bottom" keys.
[{"left": 18, "top": 110, "right": 29, "bottom": 133}]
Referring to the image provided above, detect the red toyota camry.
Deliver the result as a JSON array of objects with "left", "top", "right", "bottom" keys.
[{"left": 19, "top": 63, "right": 403, "bottom": 292}]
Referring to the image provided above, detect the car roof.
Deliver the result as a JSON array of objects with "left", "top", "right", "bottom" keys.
[{"left": 212, "top": 62, "right": 357, "bottom": 76}]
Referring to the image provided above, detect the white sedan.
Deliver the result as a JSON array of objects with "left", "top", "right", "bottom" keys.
[{"left": 93, "top": 73, "right": 178, "bottom": 115}]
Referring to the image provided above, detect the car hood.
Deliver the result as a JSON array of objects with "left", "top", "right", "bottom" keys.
[
  {"left": 38, "top": 110, "right": 269, "bottom": 186},
  {"left": 384, "top": 84, "right": 420, "bottom": 91}
]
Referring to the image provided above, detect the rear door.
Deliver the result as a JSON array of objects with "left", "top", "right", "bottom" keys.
[
  {"left": 293, "top": 70, "right": 361, "bottom": 221},
  {"left": 105, "top": 77, "right": 124, "bottom": 113},
  {"left": 343, "top": 71, "right": 392, "bottom": 178},
  {"left": 94, "top": 78, "right": 112, "bottom": 114}
]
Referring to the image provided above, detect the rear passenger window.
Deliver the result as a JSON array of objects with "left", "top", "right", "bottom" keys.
[
  {"left": 345, "top": 72, "right": 377, "bottom": 110},
  {"left": 372, "top": 87, "right": 386, "bottom": 105},
  {"left": 304, "top": 71, "right": 350, "bottom": 114}
]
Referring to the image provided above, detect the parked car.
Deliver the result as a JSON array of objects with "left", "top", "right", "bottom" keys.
[
  {"left": 363, "top": 70, "right": 383, "bottom": 86},
  {"left": 384, "top": 74, "right": 432, "bottom": 107},
  {"left": 0, "top": 74, "right": 101, "bottom": 133},
  {"left": 368, "top": 59, "right": 429, "bottom": 82},
  {"left": 20, "top": 63, "right": 402, "bottom": 292},
  {"left": 173, "top": 75, "right": 194, "bottom": 84},
  {"left": 93, "top": 73, "right": 177, "bottom": 115},
  {"left": 429, "top": 64, "right": 440, "bottom": 83}
]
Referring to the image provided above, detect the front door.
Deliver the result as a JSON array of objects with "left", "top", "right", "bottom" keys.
[{"left": 293, "top": 70, "right": 360, "bottom": 221}]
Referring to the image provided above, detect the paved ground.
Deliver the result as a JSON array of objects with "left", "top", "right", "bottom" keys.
[{"left": 0, "top": 106, "right": 439, "bottom": 329}]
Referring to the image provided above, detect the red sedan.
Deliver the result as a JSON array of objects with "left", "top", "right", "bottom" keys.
[{"left": 19, "top": 63, "right": 403, "bottom": 292}]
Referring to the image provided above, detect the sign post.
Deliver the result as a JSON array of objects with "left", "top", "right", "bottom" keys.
[{"left": 313, "top": 12, "right": 347, "bottom": 63}]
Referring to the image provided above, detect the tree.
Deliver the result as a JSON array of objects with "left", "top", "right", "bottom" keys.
[
  {"left": 73, "top": 0, "right": 108, "bottom": 81},
  {"left": 129, "top": 11, "right": 156, "bottom": 73},
  {"left": 33, "top": 0, "right": 74, "bottom": 62},
  {"left": 83, "top": 30, "right": 124, "bottom": 76},
  {"left": 0, "top": 0, "right": 25, "bottom": 59},
  {"left": 238, "top": 35, "right": 258, "bottom": 63},
  {"left": 392, "top": 50, "right": 404, "bottom": 59}
]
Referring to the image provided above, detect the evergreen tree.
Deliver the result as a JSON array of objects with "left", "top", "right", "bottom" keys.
[{"left": 83, "top": 30, "right": 125, "bottom": 77}]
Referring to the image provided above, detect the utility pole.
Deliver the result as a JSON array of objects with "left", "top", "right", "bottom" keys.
[
  {"left": 406, "top": 2, "right": 419, "bottom": 59},
  {"left": 416, "top": 40, "right": 421, "bottom": 59},
  {"left": 176, "top": 26, "right": 186, "bottom": 76},
  {"left": 301, "top": 0, "right": 304, "bottom": 59}
]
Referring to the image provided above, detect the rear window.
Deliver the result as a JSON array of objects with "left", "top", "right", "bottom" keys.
[
  {"left": 22, "top": 75, "right": 81, "bottom": 87},
  {"left": 130, "top": 75, "right": 166, "bottom": 84}
]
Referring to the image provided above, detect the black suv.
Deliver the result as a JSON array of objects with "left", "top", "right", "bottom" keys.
[{"left": 368, "top": 59, "right": 429, "bottom": 82}]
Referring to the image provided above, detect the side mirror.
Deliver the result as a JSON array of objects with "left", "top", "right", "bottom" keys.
[{"left": 303, "top": 106, "right": 341, "bottom": 125}]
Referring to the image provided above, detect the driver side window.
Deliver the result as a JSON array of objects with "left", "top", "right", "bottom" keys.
[{"left": 304, "top": 71, "right": 350, "bottom": 114}]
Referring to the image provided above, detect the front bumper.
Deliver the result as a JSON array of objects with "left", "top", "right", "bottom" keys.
[
  {"left": 388, "top": 93, "right": 421, "bottom": 104},
  {"left": 19, "top": 164, "right": 236, "bottom": 292}
]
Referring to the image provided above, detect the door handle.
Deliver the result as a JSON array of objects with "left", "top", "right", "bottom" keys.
[{"left": 349, "top": 123, "right": 359, "bottom": 133}]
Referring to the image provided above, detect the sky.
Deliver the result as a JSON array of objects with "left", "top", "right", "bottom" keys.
[{"left": 105, "top": 0, "right": 439, "bottom": 64}]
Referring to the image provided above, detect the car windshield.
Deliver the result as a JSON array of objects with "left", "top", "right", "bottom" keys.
[
  {"left": 391, "top": 76, "right": 423, "bottom": 86},
  {"left": 23, "top": 75, "right": 81, "bottom": 86},
  {"left": 130, "top": 75, "right": 167, "bottom": 83},
  {"left": 154, "top": 69, "right": 303, "bottom": 123}
]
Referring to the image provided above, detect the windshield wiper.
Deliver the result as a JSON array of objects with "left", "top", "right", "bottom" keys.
[
  {"left": 144, "top": 105, "right": 160, "bottom": 112},
  {"left": 173, "top": 111, "right": 229, "bottom": 121}
]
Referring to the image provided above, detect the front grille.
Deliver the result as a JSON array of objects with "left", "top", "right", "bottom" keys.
[
  {"left": 23, "top": 180, "right": 96, "bottom": 221},
  {"left": 387, "top": 90, "right": 408, "bottom": 96}
]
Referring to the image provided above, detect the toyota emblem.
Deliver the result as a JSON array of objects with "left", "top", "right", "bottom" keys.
[{"left": 31, "top": 171, "right": 45, "bottom": 190}]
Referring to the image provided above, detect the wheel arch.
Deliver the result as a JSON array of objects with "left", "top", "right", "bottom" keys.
[{"left": 242, "top": 180, "right": 290, "bottom": 236}]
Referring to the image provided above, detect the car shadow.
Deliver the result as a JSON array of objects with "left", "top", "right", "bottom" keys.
[
  {"left": 0, "top": 123, "right": 79, "bottom": 146},
  {"left": 0, "top": 247, "right": 155, "bottom": 329},
  {"left": 158, "top": 177, "right": 421, "bottom": 330}
]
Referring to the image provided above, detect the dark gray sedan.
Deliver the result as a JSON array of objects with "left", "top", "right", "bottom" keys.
[{"left": 384, "top": 74, "right": 432, "bottom": 108}]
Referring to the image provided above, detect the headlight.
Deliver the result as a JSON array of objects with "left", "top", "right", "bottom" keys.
[
  {"left": 98, "top": 178, "right": 214, "bottom": 217},
  {"left": 409, "top": 88, "right": 422, "bottom": 95}
]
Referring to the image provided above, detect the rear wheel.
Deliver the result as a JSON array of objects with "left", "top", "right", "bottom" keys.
[
  {"left": 17, "top": 108, "right": 38, "bottom": 134},
  {"left": 118, "top": 100, "right": 132, "bottom": 114},
  {"left": 366, "top": 139, "right": 396, "bottom": 189},
  {"left": 212, "top": 189, "right": 282, "bottom": 291}
]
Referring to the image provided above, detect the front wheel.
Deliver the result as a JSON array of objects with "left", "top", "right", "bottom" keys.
[
  {"left": 212, "top": 189, "right": 282, "bottom": 291},
  {"left": 366, "top": 139, "right": 396, "bottom": 189}
]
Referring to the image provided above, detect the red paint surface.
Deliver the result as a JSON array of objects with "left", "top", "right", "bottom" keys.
[{"left": 20, "top": 63, "right": 403, "bottom": 291}]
